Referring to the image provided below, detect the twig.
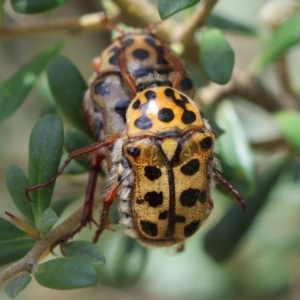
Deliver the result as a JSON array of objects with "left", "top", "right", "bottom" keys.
[
  {"left": 275, "top": 56, "right": 294, "bottom": 96},
  {"left": 198, "top": 68, "right": 290, "bottom": 112},
  {"left": 172, "top": 0, "right": 218, "bottom": 72},
  {"left": 0, "top": 197, "right": 101, "bottom": 284},
  {"left": 0, "top": 206, "right": 83, "bottom": 284},
  {"left": 111, "top": 0, "right": 177, "bottom": 43},
  {"left": 0, "top": 12, "right": 120, "bottom": 40}
]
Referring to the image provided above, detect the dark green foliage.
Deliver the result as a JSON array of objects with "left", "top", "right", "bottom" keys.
[
  {"left": 253, "top": 11, "right": 300, "bottom": 72},
  {"left": 199, "top": 28, "right": 235, "bottom": 84},
  {"left": 158, "top": 0, "right": 201, "bottom": 19},
  {"left": 28, "top": 115, "right": 64, "bottom": 229},
  {"left": 5, "top": 273, "right": 31, "bottom": 299},
  {"left": 0, "top": 240, "right": 35, "bottom": 266},
  {"left": 47, "top": 56, "right": 89, "bottom": 134},
  {"left": 32, "top": 257, "right": 98, "bottom": 289},
  {"left": 61, "top": 241, "right": 106, "bottom": 266},
  {"left": 10, "top": 0, "right": 69, "bottom": 14},
  {"left": 0, "top": 217, "right": 29, "bottom": 241},
  {"left": 6, "top": 165, "right": 34, "bottom": 221},
  {"left": 0, "top": 43, "right": 64, "bottom": 123}
]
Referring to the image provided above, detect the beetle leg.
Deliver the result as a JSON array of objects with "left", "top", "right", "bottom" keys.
[
  {"left": 93, "top": 182, "right": 119, "bottom": 243},
  {"left": 26, "top": 132, "right": 122, "bottom": 200},
  {"left": 214, "top": 172, "right": 246, "bottom": 211}
]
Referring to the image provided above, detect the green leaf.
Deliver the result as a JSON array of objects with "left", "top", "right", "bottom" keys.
[
  {"left": 28, "top": 114, "right": 64, "bottom": 229},
  {"left": 6, "top": 165, "right": 34, "bottom": 221},
  {"left": 199, "top": 28, "right": 235, "bottom": 84},
  {"left": 10, "top": 0, "right": 69, "bottom": 14},
  {"left": 61, "top": 241, "right": 106, "bottom": 266},
  {"left": 204, "top": 156, "right": 290, "bottom": 262},
  {"left": 0, "top": 42, "right": 64, "bottom": 124},
  {"left": 215, "top": 101, "right": 255, "bottom": 193},
  {"left": 40, "top": 208, "right": 58, "bottom": 239},
  {"left": 47, "top": 56, "right": 88, "bottom": 133},
  {"left": 0, "top": 239, "right": 35, "bottom": 266},
  {"left": 253, "top": 11, "right": 300, "bottom": 73},
  {"left": 275, "top": 110, "right": 300, "bottom": 151},
  {"left": 32, "top": 257, "right": 98, "bottom": 289},
  {"left": 64, "top": 129, "right": 92, "bottom": 170},
  {"left": 158, "top": 0, "right": 200, "bottom": 20},
  {"left": 0, "top": 217, "right": 29, "bottom": 241},
  {"left": 5, "top": 272, "right": 31, "bottom": 299},
  {"left": 207, "top": 14, "right": 259, "bottom": 36},
  {"left": 112, "top": 236, "right": 148, "bottom": 286},
  {"left": 50, "top": 196, "right": 78, "bottom": 217}
]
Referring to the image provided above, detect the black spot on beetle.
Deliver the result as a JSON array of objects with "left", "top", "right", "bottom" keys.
[
  {"left": 173, "top": 99, "right": 185, "bottom": 109},
  {"left": 144, "top": 38, "right": 168, "bottom": 65},
  {"left": 179, "top": 93, "right": 189, "bottom": 103},
  {"left": 180, "top": 159, "right": 200, "bottom": 176},
  {"left": 180, "top": 76, "right": 193, "bottom": 92},
  {"left": 94, "top": 81, "right": 110, "bottom": 96},
  {"left": 115, "top": 99, "right": 130, "bottom": 122},
  {"left": 200, "top": 137, "right": 213, "bottom": 149},
  {"left": 127, "top": 147, "right": 140, "bottom": 157},
  {"left": 159, "top": 211, "right": 169, "bottom": 220},
  {"left": 124, "top": 38, "right": 135, "bottom": 48},
  {"left": 145, "top": 90, "right": 157, "bottom": 101},
  {"left": 184, "top": 220, "right": 200, "bottom": 237},
  {"left": 175, "top": 215, "right": 186, "bottom": 223},
  {"left": 108, "top": 46, "right": 120, "bottom": 66},
  {"left": 144, "top": 166, "right": 162, "bottom": 181},
  {"left": 158, "top": 108, "right": 174, "bottom": 122},
  {"left": 132, "top": 49, "right": 150, "bottom": 60},
  {"left": 144, "top": 191, "right": 163, "bottom": 207},
  {"left": 132, "top": 99, "right": 141, "bottom": 109},
  {"left": 134, "top": 116, "right": 153, "bottom": 130},
  {"left": 137, "top": 199, "right": 144, "bottom": 205},
  {"left": 181, "top": 110, "right": 196, "bottom": 124},
  {"left": 164, "top": 88, "right": 176, "bottom": 100},
  {"left": 180, "top": 188, "right": 207, "bottom": 207},
  {"left": 140, "top": 220, "right": 158, "bottom": 237}
]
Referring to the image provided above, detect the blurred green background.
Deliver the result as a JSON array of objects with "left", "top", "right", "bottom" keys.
[{"left": 1, "top": 0, "right": 300, "bottom": 299}]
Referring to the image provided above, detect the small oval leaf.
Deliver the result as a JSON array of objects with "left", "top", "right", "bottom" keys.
[
  {"left": 5, "top": 272, "right": 31, "bottom": 299},
  {"left": 32, "top": 257, "right": 98, "bottom": 289},
  {"left": 6, "top": 165, "right": 34, "bottom": 221},
  {"left": 40, "top": 208, "right": 58, "bottom": 239},
  {"left": 0, "top": 42, "right": 64, "bottom": 124},
  {"left": 215, "top": 101, "right": 255, "bottom": 193},
  {"left": 47, "top": 56, "right": 88, "bottom": 133},
  {"left": 0, "top": 217, "right": 29, "bottom": 241},
  {"left": 61, "top": 241, "right": 106, "bottom": 266},
  {"left": 0, "top": 239, "right": 35, "bottom": 266},
  {"left": 28, "top": 114, "right": 64, "bottom": 229},
  {"left": 253, "top": 11, "right": 300, "bottom": 73},
  {"left": 275, "top": 110, "right": 300, "bottom": 151},
  {"left": 199, "top": 28, "right": 235, "bottom": 84},
  {"left": 10, "top": 0, "right": 69, "bottom": 14},
  {"left": 158, "top": 0, "right": 201, "bottom": 19}
]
